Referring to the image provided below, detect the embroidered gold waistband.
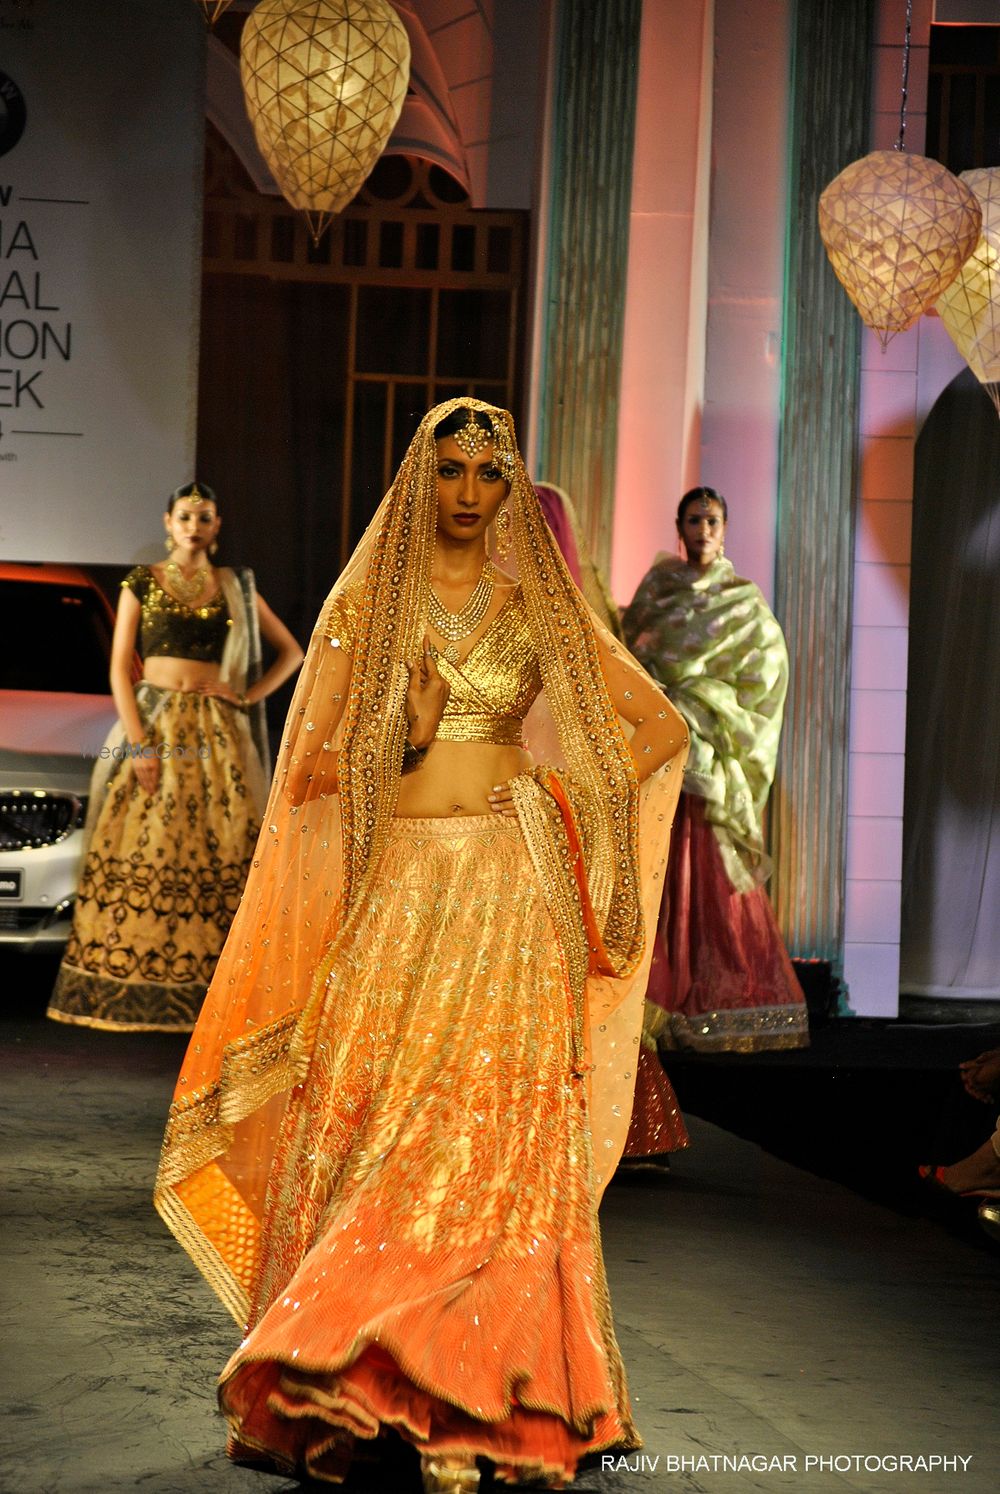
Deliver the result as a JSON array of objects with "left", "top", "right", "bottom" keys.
[
  {"left": 434, "top": 714, "right": 524, "bottom": 746},
  {"left": 389, "top": 813, "right": 518, "bottom": 839}
]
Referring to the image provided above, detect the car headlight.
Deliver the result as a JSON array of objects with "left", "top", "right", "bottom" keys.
[{"left": 0, "top": 791, "right": 86, "bottom": 851}]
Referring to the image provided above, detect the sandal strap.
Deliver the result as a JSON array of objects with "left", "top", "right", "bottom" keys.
[{"left": 421, "top": 1457, "right": 481, "bottom": 1493}]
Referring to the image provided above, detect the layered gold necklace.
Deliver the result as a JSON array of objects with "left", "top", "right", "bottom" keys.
[
  {"left": 163, "top": 559, "right": 211, "bottom": 605},
  {"left": 429, "top": 561, "right": 495, "bottom": 664}
]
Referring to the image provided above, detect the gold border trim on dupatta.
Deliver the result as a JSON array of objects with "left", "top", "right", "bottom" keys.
[
  {"left": 157, "top": 1011, "right": 298, "bottom": 1188},
  {"left": 510, "top": 774, "right": 589, "bottom": 1070},
  {"left": 155, "top": 1181, "right": 252, "bottom": 1327}
]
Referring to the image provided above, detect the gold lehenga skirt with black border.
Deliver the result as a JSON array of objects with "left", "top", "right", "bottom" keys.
[{"left": 48, "top": 684, "right": 264, "bottom": 1033}]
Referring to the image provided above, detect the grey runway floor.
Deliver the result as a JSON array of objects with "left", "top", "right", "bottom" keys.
[{"left": 2, "top": 1018, "right": 998, "bottom": 1494}]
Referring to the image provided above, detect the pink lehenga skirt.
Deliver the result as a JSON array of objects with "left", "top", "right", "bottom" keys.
[
  {"left": 219, "top": 814, "right": 639, "bottom": 1487},
  {"left": 621, "top": 1049, "right": 690, "bottom": 1160},
  {"left": 645, "top": 794, "right": 808, "bottom": 1053}
]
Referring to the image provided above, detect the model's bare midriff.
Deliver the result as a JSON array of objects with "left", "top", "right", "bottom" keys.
[
  {"left": 142, "top": 657, "right": 226, "bottom": 693},
  {"left": 395, "top": 740, "right": 532, "bottom": 818}
]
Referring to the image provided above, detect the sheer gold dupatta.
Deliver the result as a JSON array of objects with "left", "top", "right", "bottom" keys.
[
  {"left": 154, "top": 399, "right": 684, "bottom": 1323},
  {"left": 153, "top": 525, "right": 381, "bottom": 1323},
  {"left": 510, "top": 615, "right": 685, "bottom": 1192}
]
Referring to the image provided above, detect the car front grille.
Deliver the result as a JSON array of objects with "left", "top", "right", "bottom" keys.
[
  {"left": 0, "top": 791, "right": 85, "bottom": 850},
  {"left": 0, "top": 906, "right": 54, "bottom": 932}
]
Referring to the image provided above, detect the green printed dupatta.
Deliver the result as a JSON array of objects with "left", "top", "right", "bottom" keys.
[{"left": 623, "top": 555, "right": 788, "bottom": 893}]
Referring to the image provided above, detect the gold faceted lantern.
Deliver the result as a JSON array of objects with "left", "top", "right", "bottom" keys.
[
  {"left": 818, "top": 150, "right": 982, "bottom": 349},
  {"left": 241, "top": 0, "right": 411, "bottom": 243},
  {"left": 936, "top": 168, "right": 1000, "bottom": 415}
]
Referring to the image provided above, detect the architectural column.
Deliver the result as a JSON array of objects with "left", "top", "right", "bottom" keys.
[
  {"left": 532, "top": 0, "right": 643, "bottom": 574},
  {"left": 610, "top": 0, "right": 715, "bottom": 603},
  {"left": 699, "top": 0, "right": 791, "bottom": 604}
]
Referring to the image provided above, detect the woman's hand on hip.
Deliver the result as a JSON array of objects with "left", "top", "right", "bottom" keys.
[
  {"left": 196, "top": 681, "right": 245, "bottom": 707},
  {"left": 132, "top": 751, "right": 161, "bottom": 795},
  {"left": 405, "top": 636, "right": 450, "bottom": 749},
  {"left": 487, "top": 780, "right": 519, "bottom": 818}
]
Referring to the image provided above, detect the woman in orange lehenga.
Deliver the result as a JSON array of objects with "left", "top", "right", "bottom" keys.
[{"left": 154, "top": 402, "right": 688, "bottom": 1492}]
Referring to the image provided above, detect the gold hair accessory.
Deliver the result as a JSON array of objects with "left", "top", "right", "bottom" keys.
[
  {"left": 698, "top": 494, "right": 714, "bottom": 511},
  {"left": 489, "top": 413, "right": 517, "bottom": 478},
  {"left": 453, "top": 411, "right": 491, "bottom": 460},
  {"left": 494, "top": 501, "right": 512, "bottom": 560},
  {"left": 175, "top": 482, "right": 214, "bottom": 510}
]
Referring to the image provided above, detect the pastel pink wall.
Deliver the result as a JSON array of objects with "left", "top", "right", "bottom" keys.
[
  {"left": 610, "top": 0, "right": 715, "bottom": 605},
  {"left": 699, "top": 0, "right": 791, "bottom": 604},
  {"left": 609, "top": 0, "right": 791, "bottom": 607}
]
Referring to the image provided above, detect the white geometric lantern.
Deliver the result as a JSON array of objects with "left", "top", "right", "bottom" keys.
[
  {"left": 241, "top": 0, "right": 411, "bottom": 243},
  {"left": 936, "top": 167, "right": 1000, "bottom": 416},
  {"left": 818, "top": 150, "right": 982, "bottom": 349}
]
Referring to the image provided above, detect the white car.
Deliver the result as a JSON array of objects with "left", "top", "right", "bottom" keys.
[{"left": 0, "top": 563, "right": 125, "bottom": 950}]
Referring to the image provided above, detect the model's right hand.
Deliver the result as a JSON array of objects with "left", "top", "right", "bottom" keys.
[
  {"left": 405, "top": 636, "right": 451, "bottom": 748},
  {"left": 132, "top": 750, "right": 161, "bottom": 795}
]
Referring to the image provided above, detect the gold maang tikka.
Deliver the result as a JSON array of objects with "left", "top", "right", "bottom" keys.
[
  {"left": 453, "top": 410, "right": 517, "bottom": 481},
  {"left": 173, "top": 482, "right": 212, "bottom": 512},
  {"left": 453, "top": 412, "right": 492, "bottom": 459}
]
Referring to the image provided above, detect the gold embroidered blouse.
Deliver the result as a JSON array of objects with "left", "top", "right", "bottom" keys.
[
  {"left": 434, "top": 588, "right": 541, "bottom": 745},
  {"left": 122, "top": 565, "right": 231, "bottom": 663},
  {"left": 323, "top": 584, "right": 541, "bottom": 747}
]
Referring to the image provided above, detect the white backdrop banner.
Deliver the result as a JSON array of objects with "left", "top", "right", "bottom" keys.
[{"left": 0, "top": 0, "right": 204, "bottom": 562}]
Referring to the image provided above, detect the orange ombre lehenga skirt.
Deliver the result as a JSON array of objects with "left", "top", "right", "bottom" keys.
[{"left": 219, "top": 814, "right": 640, "bottom": 1487}]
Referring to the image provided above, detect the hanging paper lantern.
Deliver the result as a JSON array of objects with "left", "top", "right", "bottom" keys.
[
  {"left": 240, "top": 0, "right": 411, "bottom": 243},
  {"left": 818, "top": 150, "right": 982, "bottom": 349},
  {"left": 936, "top": 168, "right": 1000, "bottom": 416},
  {"left": 196, "top": 0, "right": 234, "bottom": 21}
]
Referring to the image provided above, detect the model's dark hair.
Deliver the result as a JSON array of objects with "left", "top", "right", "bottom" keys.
[
  {"left": 676, "top": 485, "right": 727, "bottom": 524},
  {"left": 167, "top": 481, "right": 219, "bottom": 512},
  {"left": 433, "top": 407, "right": 495, "bottom": 442}
]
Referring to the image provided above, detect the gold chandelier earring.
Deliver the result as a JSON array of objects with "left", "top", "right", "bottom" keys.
[
  {"left": 165, "top": 533, "right": 173, "bottom": 553},
  {"left": 494, "top": 501, "right": 511, "bottom": 561}
]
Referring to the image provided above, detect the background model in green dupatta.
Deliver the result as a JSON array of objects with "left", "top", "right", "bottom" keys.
[{"left": 622, "top": 486, "right": 809, "bottom": 1056}]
